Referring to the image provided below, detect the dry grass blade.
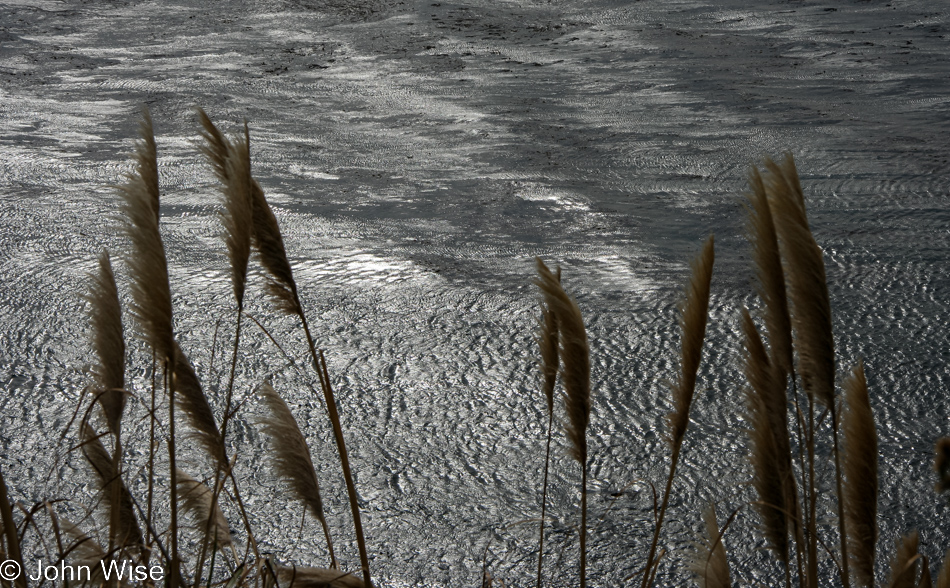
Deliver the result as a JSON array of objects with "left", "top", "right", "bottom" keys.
[
  {"left": 534, "top": 258, "right": 589, "bottom": 465},
  {"left": 86, "top": 250, "right": 126, "bottom": 437},
  {"left": 763, "top": 154, "right": 834, "bottom": 408},
  {"left": 936, "top": 549, "right": 950, "bottom": 588},
  {"left": 174, "top": 342, "right": 225, "bottom": 466},
  {"left": 740, "top": 308, "right": 790, "bottom": 565},
  {"left": 843, "top": 361, "right": 878, "bottom": 588},
  {"left": 258, "top": 383, "right": 336, "bottom": 566},
  {"left": 277, "top": 565, "right": 366, "bottom": 588},
  {"left": 890, "top": 531, "right": 921, "bottom": 588},
  {"left": 745, "top": 166, "right": 793, "bottom": 379},
  {"left": 176, "top": 468, "right": 233, "bottom": 549},
  {"left": 80, "top": 425, "right": 142, "bottom": 549},
  {"left": 251, "top": 180, "right": 302, "bottom": 316},
  {"left": 666, "top": 235, "right": 715, "bottom": 446},
  {"left": 118, "top": 107, "right": 174, "bottom": 362},
  {"left": 688, "top": 503, "right": 731, "bottom": 588}
]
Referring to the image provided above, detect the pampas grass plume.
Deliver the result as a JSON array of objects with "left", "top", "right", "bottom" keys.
[
  {"left": 258, "top": 383, "right": 336, "bottom": 567},
  {"left": 842, "top": 361, "right": 878, "bottom": 588},
  {"left": 745, "top": 166, "right": 793, "bottom": 379},
  {"left": 667, "top": 235, "right": 715, "bottom": 446},
  {"left": 80, "top": 424, "right": 142, "bottom": 549},
  {"left": 173, "top": 342, "right": 225, "bottom": 466},
  {"left": 86, "top": 250, "right": 126, "bottom": 436},
  {"left": 176, "top": 468, "right": 233, "bottom": 549},
  {"left": 764, "top": 154, "right": 835, "bottom": 408},
  {"left": 118, "top": 107, "right": 174, "bottom": 362},
  {"left": 740, "top": 307, "right": 790, "bottom": 565},
  {"left": 534, "top": 258, "right": 589, "bottom": 464}
]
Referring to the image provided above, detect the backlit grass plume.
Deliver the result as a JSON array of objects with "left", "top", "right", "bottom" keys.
[
  {"left": 258, "top": 383, "right": 337, "bottom": 569},
  {"left": 764, "top": 154, "right": 834, "bottom": 409},
  {"left": 80, "top": 424, "right": 143, "bottom": 550},
  {"left": 745, "top": 166, "right": 792, "bottom": 379},
  {"left": 740, "top": 308, "right": 790, "bottom": 569},
  {"left": 643, "top": 234, "right": 715, "bottom": 588},
  {"left": 197, "top": 108, "right": 253, "bottom": 310},
  {"left": 764, "top": 153, "right": 849, "bottom": 587},
  {"left": 176, "top": 468, "right": 233, "bottom": 551},
  {"left": 86, "top": 250, "right": 126, "bottom": 436},
  {"left": 688, "top": 503, "right": 731, "bottom": 588},
  {"left": 174, "top": 342, "right": 225, "bottom": 466},
  {"left": 842, "top": 361, "right": 878, "bottom": 588},
  {"left": 117, "top": 107, "right": 174, "bottom": 363},
  {"left": 534, "top": 257, "right": 591, "bottom": 588},
  {"left": 666, "top": 235, "right": 715, "bottom": 445}
]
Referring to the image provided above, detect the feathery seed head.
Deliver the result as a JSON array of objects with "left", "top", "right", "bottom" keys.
[
  {"left": 534, "top": 258, "right": 590, "bottom": 465},
  {"left": 666, "top": 235, "right": 715, "bottom": 447},
  {"left": 86, "top": 250, "right": 126, "bottom": 436}
]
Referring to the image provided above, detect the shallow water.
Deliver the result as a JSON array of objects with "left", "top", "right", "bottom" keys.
[{"left": 1, "top": 0, "right": 949, "bottom": 585}]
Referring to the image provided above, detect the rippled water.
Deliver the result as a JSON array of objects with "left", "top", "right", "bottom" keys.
[{"left": 1, "top": 0, "right": 949, "bottom": 585}]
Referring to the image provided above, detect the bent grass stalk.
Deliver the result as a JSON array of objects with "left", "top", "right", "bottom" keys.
[{"left": 641, "top": 235, "right": 715, "bottom": 588}]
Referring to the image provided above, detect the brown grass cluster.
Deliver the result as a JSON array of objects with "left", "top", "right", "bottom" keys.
[{"left": 0, "top": 115, "right": 948, "bottom": 588}]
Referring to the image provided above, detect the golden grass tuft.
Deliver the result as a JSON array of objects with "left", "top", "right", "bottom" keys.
[{"left": 842, "top": 361, "right": 878, "bottom": 588}]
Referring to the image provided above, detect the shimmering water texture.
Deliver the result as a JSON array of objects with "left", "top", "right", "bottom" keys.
[{"left": 1, "top": 0, "right": 948, "bottom": 585}]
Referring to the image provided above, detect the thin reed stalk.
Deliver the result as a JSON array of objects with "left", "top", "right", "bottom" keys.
[
  {"left": 642, "top": 235, "right": 715, "bottom": 588},
  {"left": 535, "top": 267, "right": 560, "bottom": 588},
  {"left": 0, "top": 467, "right": 25, "bottom": 588},
  {"left": 535, "top": 258, "right": 591, "bottom": 588}
]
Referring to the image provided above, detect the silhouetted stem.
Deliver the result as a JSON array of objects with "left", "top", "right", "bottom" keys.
[{"left": 536, "top": 409, "right": 554, "bottom": 588}]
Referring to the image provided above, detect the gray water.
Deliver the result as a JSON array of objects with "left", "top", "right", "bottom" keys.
[{"left": 1, "top": 0, "right": 949, "bottom": 585}]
